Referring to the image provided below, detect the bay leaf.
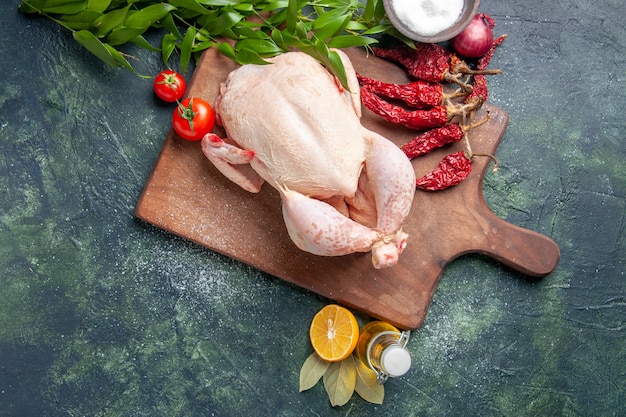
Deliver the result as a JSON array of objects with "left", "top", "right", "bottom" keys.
[
  {"left": 323, "top": 354, "right": 357, "bottom": 407},
  {"left": 299, "top": 352, "right": 330, "bottom": 392},
  {"left": 354, "top": 356, "right": 384, "bottom": 404}
]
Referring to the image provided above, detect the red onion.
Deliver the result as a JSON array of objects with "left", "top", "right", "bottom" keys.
[{"left": 451, "top": 13, "right": 495, "bottom": 58}]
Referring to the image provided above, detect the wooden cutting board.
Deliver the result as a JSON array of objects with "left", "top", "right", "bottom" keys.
[{"left": 135, "top": 48, "right": 560, "bottom": 330}]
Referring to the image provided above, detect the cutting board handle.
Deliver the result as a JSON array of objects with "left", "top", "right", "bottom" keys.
[{"left": 476, "top": 212, "right": 560, "bottom": 277}]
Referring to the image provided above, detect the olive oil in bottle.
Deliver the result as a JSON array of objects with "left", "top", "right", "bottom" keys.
[{"left": 355, "top": 321, "right": 411, "bottom": 383}]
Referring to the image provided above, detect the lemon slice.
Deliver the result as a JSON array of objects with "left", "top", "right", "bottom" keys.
[{"left": 309, "top": 304, "right": 359, "bottom": 362}]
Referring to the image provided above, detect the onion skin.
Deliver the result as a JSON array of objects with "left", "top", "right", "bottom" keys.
[{"left": 451, "top": 13, "right": 495, "bottom": 58}]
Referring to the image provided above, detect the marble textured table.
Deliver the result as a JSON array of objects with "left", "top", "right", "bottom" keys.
[{"left": 1, "top": 0, "right": 624, "bottom": 415}]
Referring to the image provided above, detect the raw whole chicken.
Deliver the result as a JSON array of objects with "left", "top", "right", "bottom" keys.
[{"left": 201, "top": 51, "right": 416, "bottom": 268}]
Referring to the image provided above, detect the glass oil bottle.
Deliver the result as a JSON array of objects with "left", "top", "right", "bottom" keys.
[{"left": 355, "top": 321, "right": 411, "bottom": 383}]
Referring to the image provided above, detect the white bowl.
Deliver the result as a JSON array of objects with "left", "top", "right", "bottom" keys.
[{"left": 383, "top": 0, "right": 481, "bottom": 43}]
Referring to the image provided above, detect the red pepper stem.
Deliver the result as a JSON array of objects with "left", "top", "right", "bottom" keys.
[
  {"left": 444, "top": 72, "right": 474, "bottom": 92},
  {"left": 461, "top": 110, "right": 491, "bottom": 132},
  {"left": 447, "top": 99, "right": 483, "bottom": 120},
  {"left": 453, "top": 61, "right": 503, "bottom": 76},
  {"left": 462, "top": 132, "right": 473, "bottom": 159},
  {"left": 470, "top": 153, "right": 500, "bottom": 171},
  {"left": 444, "top": 88, "right": 470, "bottom": 100}
]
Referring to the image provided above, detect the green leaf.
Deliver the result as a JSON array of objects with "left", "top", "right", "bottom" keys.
[
  {"left": 311, "top": 6, "right": 350, "bottom": 38},
  {"left": 363, "top": 0, "right": 375, "bottom": 22},
  {"left": 270, "top": 28, "right": 286, "bottom": 50},
  {"left": 314, "top": 13, "right": 351, "bottom": 42},
  {"left": 205, "top": 11, "right": 244, "bottom": 36},
  {"left": 42, "top": 0, "right": 88, "bottom": 14},
  {"left": 345, "top": 20, "right": 368, "bottom": 31},
  {"left": 259, "top": 0, "right": 288, "bottom": 11},
  {"left": 168, "top": 0, "right": 211, "bottom": 15},
  {"left": 217, "top": 41, "right": 236, "bottom": 60},
  {"left": 285, "top": 0, "right": 297, "bottom": 33},
  {"left": 125, "top": 4, "right": 177, "bottom": 29},
  {"left": 104, "top": 43, "right": 145, "bottom": 76},
  {"left": 130, "top": 35, "right": 159, "bottom": 52},
  {"left": 169, "top": 8, "right": 203, "bottom": 20},
  {"left": 198, "top": 0, "right": 240, "bottom": 5},
  {"left": 60, "top": 10, "right": 103, "bottom": 30},
  {"left": 233, "top": 48, "right": 272, "bottom": 66},
  {"left": 299, "top": 352, "right": 331, "bottom": 392},
  {"left": 363, "top": 23, "right": 391, "bottom": 35},
  {"left": 295, "top": 20, "right": 310, "bottom": 40},
  {"left": 19, "top": 0, "right": 47, "bottom": 14},
  {"left": 92, "top": 5, "right": 129, "bottom": 37},
  {"left": 87, "top": 0, "right": 110, "bottom": 13},
  {"left": 230, "top": 23, "right": 269, "bottom": 40},
  {"left": 304, "top": 39, "right": 350, "bottom": 91},
  {"left": 107, "top": 26, "right": 145, "bottom": 46},
  {"left": 234, "top": 38, "right": 282, "bottom": 56},
  {"left": 354, "top": 357, "right": 384, "bottom": 404},
  {"left": 180, "top": 26, "right": 197, "bottom": 74},
  {"left": 159, "top": 12, "right": 183, "bottom": 39},
  {"left": 22, "top": 0, "right": 395, "bottom": 81},
  {"left": 373, "top": 0, "right": 386, "bottom": 21},
  {"left": 272, "top": 29, "right": 308, "bottom": 49},
  {"left": 73, "top": 29, "right": 120, "bottom": 67},
  {"left": 161, "top": 33, "right": 178, "bottom": 65},
  {"left": 328, "top": 50, "right": 350, "bottom": 92},
  {"left": 328, "top": 34, "right": 377, "bottom": 49},
  {"left": 232, "top": 2, "right": 254, "bottom": 12},
  {"left": 323, "top": 355, "right": 357, "bottom": 407},
  {"left": 73, "top": 29, "right": 145, "bottom": 77},
  {"left": 311, "top": 6, "right": 349, "bottom": 30},
  {"left": 263, "top": 7, "right": 287, "bottom": 25},
  {"left": 192, "top": 40, "right": 215, "bottom": 53}
]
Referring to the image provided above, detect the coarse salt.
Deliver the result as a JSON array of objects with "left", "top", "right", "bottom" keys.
[{"left": 392, "top": 0, "right": 465, "bottom": 36}]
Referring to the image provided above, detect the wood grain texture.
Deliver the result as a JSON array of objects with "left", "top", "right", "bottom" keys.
[{"left": 135, "top": 47, "right": 560, "bottom": 330}]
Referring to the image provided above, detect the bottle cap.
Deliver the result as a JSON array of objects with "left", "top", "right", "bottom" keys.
[{"left": 380, "top": 345, "right": 412, "bottom": 377}]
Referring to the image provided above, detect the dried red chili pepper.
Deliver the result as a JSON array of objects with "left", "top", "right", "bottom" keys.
[
  {"left": 401, "top": 124, "right": 464, "bottom": 159},
  {"left": 402, "top": 111, "right": 491, "bottom": 159},
  {"left": 373, "top": 43, "right": 453, "bottom": 83},
  {"left": 360, "top": 85, "right": 481, "bottom": 131},
  {"left": 357, "top": 74, "right": 467, "bottom": 109},
  {"left": 360, "top": 85, "right": 448, "bottom": 130},
  {"left": 478, "top": 13, "right": 496, "bottom": 30},
  {"left": 477, "top": 34, "right": 507, "bottom": 70},
  {"left": 465, "top": 35, "right": 508, "bottom": 106},
  {"left": 466, "top": 74, "right": 488, "bottom": 105},
  {"left": 415, "top": 151, "right": 472, "bottom": 191},
  {"left": 373, "top": 43, "right": 500, "bottom": 89}
]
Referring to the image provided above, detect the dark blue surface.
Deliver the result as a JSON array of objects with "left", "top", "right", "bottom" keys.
[{"left": 1, "top": 1, "right": 624, "bottom": 415}]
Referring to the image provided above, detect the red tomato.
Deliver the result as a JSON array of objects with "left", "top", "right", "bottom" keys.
[
  {"left": 153, "top": 70, "right": 186, "bottom": 102},
  {"left": 172, "top": 97, "right": 215, "bottom": 141}
]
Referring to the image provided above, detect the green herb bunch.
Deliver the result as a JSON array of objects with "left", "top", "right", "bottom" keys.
[{"left": 19, "top": 0, "right": 405, "bottom": 86}]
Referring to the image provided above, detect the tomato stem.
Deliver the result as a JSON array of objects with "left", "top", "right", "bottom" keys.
[
  {"left": 158, "top": 73, "right": 179, "bottom": 88},
  {"left": 177, "top": 99, "right": 197, "bottom": 133}
]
